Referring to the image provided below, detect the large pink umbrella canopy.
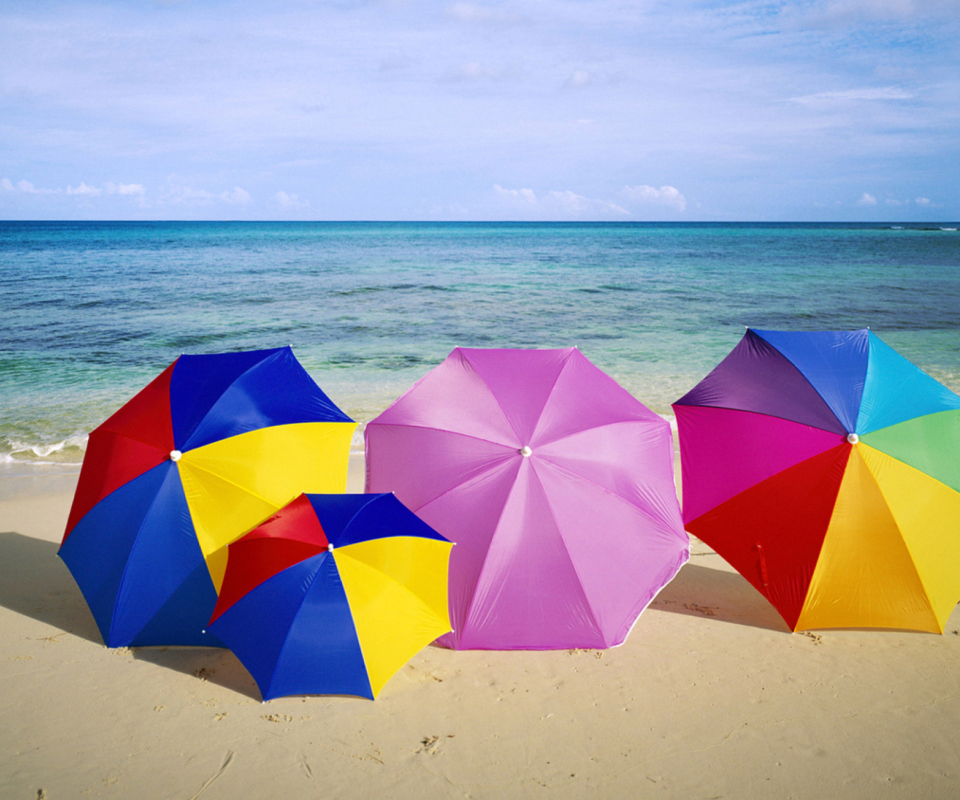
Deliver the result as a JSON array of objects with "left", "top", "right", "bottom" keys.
[{"left": 365, "top": 347, "right": 689, "bottom": 650}]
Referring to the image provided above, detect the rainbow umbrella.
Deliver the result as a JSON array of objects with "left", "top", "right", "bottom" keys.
[
  {"left": 674, "top": 328, "right": 960, "bottom": 633},
  {"left": 59, "top": 347, "right": 356, "bottom": 648},
  {"left": 366, "top": 347, "right": 689, "bottom": 650},
  {"left": 206, "top": 493, "right": 452, "bottom": 700}
]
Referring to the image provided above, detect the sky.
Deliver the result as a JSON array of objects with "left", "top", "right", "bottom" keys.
[{"left": 1, "top": 0, "right": 958, "bottom": 221}]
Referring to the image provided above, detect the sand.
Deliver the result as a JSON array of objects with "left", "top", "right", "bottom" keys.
[{"left": 4, "top": 455, "right": 960, "bottom": 799}]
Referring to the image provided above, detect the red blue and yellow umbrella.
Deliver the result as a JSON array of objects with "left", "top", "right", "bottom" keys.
[
  {"left": 674, "top": 328, "right": 960, "bottom": 633},
  {"left": 207, "top": 493, "right": 452, "bottom": 700},
  {"left": 59, "top": 347, "right": 356, "bottom": 648}
]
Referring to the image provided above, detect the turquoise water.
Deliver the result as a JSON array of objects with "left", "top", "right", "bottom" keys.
[{"left": 2, "top": 221, "right": 958, "bottom": 471}]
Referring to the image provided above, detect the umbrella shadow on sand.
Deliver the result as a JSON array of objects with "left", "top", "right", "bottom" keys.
[
  {"left": 0, "top": 531, "right": 103, "bottom": 644},
  {"left": 649, "top": 561, "right": 791, "bottom": 633},
  {"left": 129, "top": 646, "right": 262, "bottom": 701},
  {"left": 0, "top": 530, "right": 260, "bottom": 698}
]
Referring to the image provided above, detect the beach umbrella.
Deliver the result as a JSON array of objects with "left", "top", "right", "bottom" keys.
[
  {"left": 365, "top": 347, "right": 689, "bottom": 650},
  {"left": 59, "top": 347, "right": 356, "bottom": 648},
  {"left": 206, "top": 493, "right": 452, "bottom": 700},
  {"left": 674, "top": 328, "right": 960, "bottom": 633}
]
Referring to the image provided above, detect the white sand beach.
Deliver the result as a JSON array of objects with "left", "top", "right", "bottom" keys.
[{"left": 3, "top": 454, "right": 960, "bottom": 799}]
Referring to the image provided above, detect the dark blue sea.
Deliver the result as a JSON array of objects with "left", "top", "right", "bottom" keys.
[{"left": 2, "top": 221, "right": 958, "bottom": 473}]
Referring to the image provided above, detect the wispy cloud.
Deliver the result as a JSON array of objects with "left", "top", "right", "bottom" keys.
[
  {"left": 443, "top": 61, "right": 510, "bottom": 82},
  {"left": 157, "top": 179, "right": 251, "bottom": 207},
  {"left": 3, "top": 179, "right": 61, "bottom": 195},
  {"left": 790, "top": 87, "right": 914, "bottom": 105},
  {"left": 782, "top": 0, "right": 958, "bottom": 29},
  {"left": 106, "top": 182, "right": 146, "bottom": 197},
  {"left": 274, "top": 190, "right": 309, "bottom": 209},
  {"left": 0, "top": 1, "right": 955, "bottom": 221},
  {"left": 220, "top": 187, "right": 252, "bottom": 205},
  {"left": 857, "top": 192, "right": 878, "bottom": 205},
  {"left": 622, "top": 185, "right": 687, "bottom": 212},
  {"left": 493, "top": 185, "right": 630, "bottom": 220},
  {"left": 66, "top": 182, "right": 102, "bottom": 196}
]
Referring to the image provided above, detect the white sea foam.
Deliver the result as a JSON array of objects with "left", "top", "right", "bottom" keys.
[{"left": 3, "top": 434, "right": 87, "bottom": 465}]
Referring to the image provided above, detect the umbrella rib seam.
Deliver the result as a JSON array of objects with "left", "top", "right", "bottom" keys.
[
  {"left": 336, "top": 541, "right": 450, "bottom": 625},
  {"left": 672, "top": 404, "right": 841, "bottom": 435},
  {"left": 534, "top": 453, "right": 684, "bottom": 536},
  {"left": 532, "top": 418, "right": 669, "bottom": 453},
  {"left": 180, "top": 456, "right": 283, "bottom": 514},
  {"left": 263, "top": 554, "right": 354, "bottom": 700},
  {"left": 91, "top": 426, "right": 172, "bottom": 454},
  {"left": 107, "top": 464, "right": 180, "bottom": 646},
  {"left": 177, "top": 350, "right": 274, "bottom": 449},
  {"left": 407, "top": 456, "right": 520, "bottom": 519},
  {"left": 528, "top": 460, "right": 606, "bottom": 645},
  {"left": 527, "top": 351, "right": 575, "bottom": 445},
  {"left": 370, "top": 421, "right": 518, "bottom": 450},
  {"left": 458, "top": 349, "right": 535, "bottom": 446},
  {"left": 456, "top": 466, "right": 525, "bottom": 645},
  {"left": 860, "top": 445, "right": 943, "bottom": 631}
]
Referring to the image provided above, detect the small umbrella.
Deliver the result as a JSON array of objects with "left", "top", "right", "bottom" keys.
[
  {"left": 365, "top": 347, "right": 689, "bottom": 650},
  {"left": 674, "top": 328, "right": 960, "bottom": 632},
  {"left": 206, "top": 493, "right": 452, "bottom": 700},
  {"left": 59, "top": 347, "right": 356, "bottom": 648}
]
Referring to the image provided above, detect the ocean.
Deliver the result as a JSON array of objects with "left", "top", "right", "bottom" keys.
[{"left": 2, "top": 220, "right": 958, "bottom": 476}]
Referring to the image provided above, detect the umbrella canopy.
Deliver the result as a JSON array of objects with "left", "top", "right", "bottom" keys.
[
  {"left": 206, "top": 493, "right": 452, "bottom": 700},
  {"left": 59, "top": 347, "right": 356, "bottom": 648},
  {"left": 365, "top": 347, "right": 689, "bottom": 650},
  {"left": 674, "top": 328, "right": 960, "bottom": 633}
]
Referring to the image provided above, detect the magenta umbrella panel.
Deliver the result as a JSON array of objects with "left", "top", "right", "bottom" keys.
[{"left": 365, "top": 347, "right": 689, "bottom": 650}]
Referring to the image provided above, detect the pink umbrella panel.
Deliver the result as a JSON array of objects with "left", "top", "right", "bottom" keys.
[{"left": 365, "top": 346, "right": 690, "bottom": 651}]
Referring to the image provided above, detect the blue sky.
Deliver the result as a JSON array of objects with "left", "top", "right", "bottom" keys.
[{"left": 1, "top": 0, "right": 958, "bottom": 221}]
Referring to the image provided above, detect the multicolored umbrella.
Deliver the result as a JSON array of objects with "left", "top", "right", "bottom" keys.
[
  {"left": 59, "top": 347, "right": 356, "bottom": 648},
  {"left": 674, "top": 328, "right": 960, "bottom": 633},
  {"left": 366, "top": 347, "right": 689, "bottom": 650},
  {"left": 206, "top": 493, "right": 452, "bottom": 700}
]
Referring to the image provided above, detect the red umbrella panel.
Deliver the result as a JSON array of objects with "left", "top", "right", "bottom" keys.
[
  {"left": 58, "top": 347, "right": 356, "bottom": 648},
  {"left": 207, "top": 493, "right": 452, "bottom": 700},
  {"left": 674, "top": 328, "right": 960, "bottom": 633}
]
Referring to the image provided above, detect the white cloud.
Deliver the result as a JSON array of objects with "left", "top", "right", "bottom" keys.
[
  {"left": 493, "top": 185, "right": 630, "bottom": 219},
  {"left": 220, "top": 186, "right": 251, "bottom": 204},
  {"left": 158, "top": 180, "right": 250, "bottom": 207},
  {"left": 568, "top": 70, "right": 591, "bottom": 88},
  {"left": 66, "top": 182, "right": 102, "bottom": 196},
  {"left": 780, "top": 0, "right": 958, "bottom": 31},
  {"left": 105, "top": 182, "right": 146, "bottom": 196},
  {"left": 8, "top": 179, "right": 61, "bottom": 195},
  {"left": 885, "top": 198, "right": 902, "bottom": 206},
  {"left": 622, "top": 185, "right": 687, "bottom": 211},
  {"left": 274, "top": 190, "right": 309, "bottom": 209},
  {"left": 857, "top": 192, "right": 878, "bottom": 205},
  {"left": 790, "top": 86, "right": 913, "bottom": 104},
  {"left": 494, "top": 184, "right": 537, "bottom": 205},
  {"left": 160, "top": 183, "right": 215, "bottom": 204},
  {"left": 915, "top": 196, "right": 931, "bottom": 205},
  {"left": 445, "top": 61, "right": 505, "bottom": 82}
]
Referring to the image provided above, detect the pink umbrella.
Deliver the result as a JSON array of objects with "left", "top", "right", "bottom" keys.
[{"left": 365, "top": 347, "right": 689, "bottom": 650}]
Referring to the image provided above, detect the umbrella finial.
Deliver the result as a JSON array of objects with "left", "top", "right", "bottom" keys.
[
  {"left": 169, "top": 450, "right": 182, "bottom": 462},
  {"left": 846, "top": 433, "right": 859, "bottom": 444},
  {"left": 519, "top": 446, "right": 532, "bottom": 457}
]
